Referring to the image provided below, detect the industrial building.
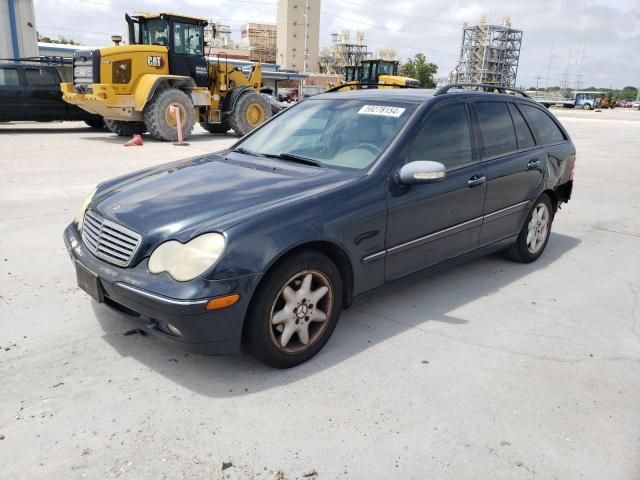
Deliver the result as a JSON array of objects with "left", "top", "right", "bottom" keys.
[
  {"left": 276, "top": 0, "right": 320, "bottom": 72},
  {"left": 241, "top": 23, "right": 277, "bottom": 64},
  {"left": 319, "top": 30, "right": 371, "bottom": 75},
  {"left": 1, "top": 0, "right": 38, "bottom": 59},
  {"left": 450, "top": 16, "right": 523, "bottom": 87}
]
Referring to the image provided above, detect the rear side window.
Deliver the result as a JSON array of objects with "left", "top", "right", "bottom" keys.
[
  {"left": 0, "top": 68, "right": 20, "bottom": 86},
  {"left": 406, "top": 103, "right": 472, "bottom": 170},
  {"left": 519, "top": 104, "right": 566, "bottom": 145},
  {"left": 474, "top": 102, "right": 518, "bottom": 158},
  {"left": 24, "top": 68, "right": 59, "bottom": 87},
  {"left": 509, "top": 104, "right": 535, "bottom": 149}
]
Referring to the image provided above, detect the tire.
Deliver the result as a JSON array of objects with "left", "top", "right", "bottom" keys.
[
  {"left": 84, "top": 117, "right": 105, "bottom": 129},
  {"left": 200, "top": 121, "right": 229, "bottom": 134},
  {"left": 143, "top": 88, "right": 195, "bottom": 141},
  {"left": 104, "top": 119, "right": 147, "bottom": 136},
  {"left": 228, "top": 91, "right": 272, "bottom": 136},
  {"left": 244, "top": 249, "right": 343, "bottom": 368},
  {"left": 583, "top": 103, "right": 591, "bottom": 110},
  {"left": 504, "top": 193, "right": 554, "bottom": 263}
]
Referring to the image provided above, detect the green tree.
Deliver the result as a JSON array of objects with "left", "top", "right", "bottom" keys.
[
  {"left": 401, "top": 53, "right": 438, "bottom": 88},
  {"left": 37, "top": 33, "right": 81, "bottom": 45}
]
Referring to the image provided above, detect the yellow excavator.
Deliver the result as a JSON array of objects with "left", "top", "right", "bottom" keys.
[
  {"left": 326, "top": 59, "right": 420, "bottom": 92},
  {"left": 61, "top": 13, "right": 272, "bottom": 140}
]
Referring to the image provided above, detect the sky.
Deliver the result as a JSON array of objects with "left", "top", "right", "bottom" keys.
[{"left": 33, "top": 0, "right": 640, "bottom": 89}]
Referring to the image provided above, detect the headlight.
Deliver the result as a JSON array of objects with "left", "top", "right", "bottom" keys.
[
  {"left": 148, "top": 233, "right": 226, "bottom": 282},
  {"left": 75, "top": 187, "right": 97, "bottom": 231}
]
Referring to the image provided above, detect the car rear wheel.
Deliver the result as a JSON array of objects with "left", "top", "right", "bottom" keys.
[
  {"left": 84, "top": 117, "right": 105, "bottom": 129},
  {"left": 200, "top": 121, "right": 229, "bottom": 134},
  {"left": 504, "top": 194, "right": 554, "bottom": 263},
  {"left": 244, "top": 250, "right": 343, "bottom": 368},
  {"left": 104, "top": 119, "right": 147, "bottom": 136},
  {"left": 583, "top": 103, "right": 591, "bottom": 110}
]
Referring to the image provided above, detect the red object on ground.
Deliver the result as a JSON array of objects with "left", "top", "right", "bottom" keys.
[{"left": 123, "top": 134, "right": 143, "bottom": 147}]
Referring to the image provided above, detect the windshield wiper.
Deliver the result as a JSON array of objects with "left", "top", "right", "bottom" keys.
[
  {"left": 231, "top": 146, "right": 265, "bottom": 157},
  {"left": 264, "top": 152, "right": 324, "bottom": 167}
]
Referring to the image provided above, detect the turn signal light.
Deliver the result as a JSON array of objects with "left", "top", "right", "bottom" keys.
[{"left": 206, "top": 294, "right": 240, "bottom": 311}]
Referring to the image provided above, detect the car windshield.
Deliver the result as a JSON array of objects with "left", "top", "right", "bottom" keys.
[{"left": 236, "top": 99, "right": 416, "bottom": 170}]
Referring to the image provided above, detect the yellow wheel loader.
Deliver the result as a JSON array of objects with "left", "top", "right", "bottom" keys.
[
  {"left": 325, "top": 60, "right": 419, "bottom": 92},
  {"left": 61, "top": 13, "right": 272, "bottom": 141}
]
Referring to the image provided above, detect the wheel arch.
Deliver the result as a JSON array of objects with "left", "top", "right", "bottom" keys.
[
  {"left": 240, "top": 239, "right": 355, "bottom": 346},
  {"left": 252, "top": 239, "right": 355, "bottom": 311},
  {"left": 220, "top": 85, "right": 252, "bottom": 116},
  {"left": 134, "top": 74, "right": 198, "bottom": 111}
]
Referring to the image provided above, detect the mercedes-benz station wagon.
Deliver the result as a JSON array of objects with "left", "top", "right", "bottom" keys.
[{"left": 64, "top": 85, "right": 575, "bottom": 368}]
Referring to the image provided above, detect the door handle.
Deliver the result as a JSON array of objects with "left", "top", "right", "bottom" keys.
[
  {"left": 467, "top": 175, "right": 486, "bottom": 187},
  {"left": 527, "top": 159, "right": 541, "bottom": 169}
]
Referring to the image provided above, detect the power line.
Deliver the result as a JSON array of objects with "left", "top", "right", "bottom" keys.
[{"left": 332, "top": 0, "right": 462, "bottom": 27}]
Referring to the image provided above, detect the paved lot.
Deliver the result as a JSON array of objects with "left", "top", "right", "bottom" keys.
[{"left": 1, "top": 110, "right": 639, "bottom": 479}]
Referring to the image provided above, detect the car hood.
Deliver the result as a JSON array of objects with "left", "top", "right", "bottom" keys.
[{"left": 91, "top": 152, "right": 354, "bottom": 243}]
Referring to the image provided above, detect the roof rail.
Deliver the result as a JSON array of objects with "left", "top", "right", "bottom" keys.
[{"left": 435, "top": 83, "right": 531, "bottom": 98}]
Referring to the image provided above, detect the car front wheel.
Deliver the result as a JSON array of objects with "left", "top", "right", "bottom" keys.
[
  {"left": 244, "top": 250, "right": 343, "bottom": 368},
  {"left": 504, "top": 194, "right": 554, "bottom": 263}
]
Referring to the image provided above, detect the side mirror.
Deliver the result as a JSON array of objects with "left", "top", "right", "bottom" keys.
[{"left": 398, "top": 161, "right": 446, "bottom": 184}]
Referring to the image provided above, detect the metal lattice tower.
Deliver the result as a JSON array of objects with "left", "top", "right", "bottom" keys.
[
  {"left": 319, "top": 30, "right": 371, "bottom": 74},
  {"left": 451, "top": 17, "right": 523, "bottom": 87}
]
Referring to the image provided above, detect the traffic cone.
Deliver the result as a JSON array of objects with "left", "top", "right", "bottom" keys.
[{"left": 123, "top": 134, "right": 143, "bottom": 147}]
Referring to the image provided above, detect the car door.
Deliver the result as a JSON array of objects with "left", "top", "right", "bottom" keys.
[
  {"left": 0, "top": 66, "right": 24, "bottom": 122},
  {"left": 472, "top": 100, "right": 544, "bottom": 246},
  {"left": 384, "top": 100, "right": 486, "bottom": 281},
  {"left": 21, "top": 66, "right": 65, "bottom": 121}
]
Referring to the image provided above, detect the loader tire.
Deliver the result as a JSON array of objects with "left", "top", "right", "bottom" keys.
[
  {"left": 228, "top": 91, "right": 272, "bottom": 136},
  {"left": 144, "top": 88, "right": 195, "bottom": 142},
  {"left": 105, "top": 119, "right": 146, "bottom": 136},
  {"left": 200, "top": 121, "right": 229, "bottom": 134}
]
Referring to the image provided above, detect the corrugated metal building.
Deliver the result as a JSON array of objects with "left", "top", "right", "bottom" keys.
[{"left": 1, "top": 0, "right": 38, "bottom": 60}]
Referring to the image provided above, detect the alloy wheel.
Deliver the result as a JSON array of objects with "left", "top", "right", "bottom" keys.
[
  {"left": 527, "top": 203, "right": 550, "bottom": 254},
  {"left": 269, "top": 270, "right": 333, "bottom": 353}
]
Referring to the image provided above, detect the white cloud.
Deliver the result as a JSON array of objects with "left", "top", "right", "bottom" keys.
[{"left": 32, "top": 0, "right": 640, "bottom": 88}]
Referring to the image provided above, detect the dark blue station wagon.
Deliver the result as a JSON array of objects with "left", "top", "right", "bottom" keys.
[{"left": 64, "top": 85, "right": 576, "bottom": 368}]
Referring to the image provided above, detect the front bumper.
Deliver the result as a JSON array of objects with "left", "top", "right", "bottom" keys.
[
  {"left": 64, "top": 223, "right": 261, "bottom": 354},
  {"left": 61, "top": 83, "right": 138, "bottom": 120}
]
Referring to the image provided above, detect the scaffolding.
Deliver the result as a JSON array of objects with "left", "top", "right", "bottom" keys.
[
  {"left": 319, "top": 30, "right": 371, "bottom": 75},
  {"left": 241, "top": 23, "right": 277, "bottom": 64},
  {"left": 451, "top": 16, "right": 523, "bottom": 87}
]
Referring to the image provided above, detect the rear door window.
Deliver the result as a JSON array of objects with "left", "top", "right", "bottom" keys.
[
  {"left": 508, "top": 103, "right": 535, "bottom": 149},
  {"left": 518, "top": 104, "right": 566, "bottom": 145},
  {"left": 0, "top": 68, "right": 20, "bottom": 86},
  {"left": 474, "top": 102, "right": 518, "bottom": 158},
  {"left": 406, "top": 102, "right": 473, "bottom": 170},
  {"left": 24, "top": 68, "right": 60, "bottom": 87}
]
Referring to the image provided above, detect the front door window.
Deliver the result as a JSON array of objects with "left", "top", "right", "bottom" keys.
[{"left": 173, "top": 23, "right": 203, "bottom": 55}]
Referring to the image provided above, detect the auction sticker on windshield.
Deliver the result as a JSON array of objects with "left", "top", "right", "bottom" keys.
[{"left": 358, "top": 105, "right": 406, "bottom": 117}]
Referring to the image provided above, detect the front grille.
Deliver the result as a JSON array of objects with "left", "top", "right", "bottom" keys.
[
  {"left": 73, "top": 49, "right": 98, "bottom": 93},
  {"left": 81, "top": 210, "right": 142, "bottom": 267},
  {"left": 73, "top": 59, "right": 93, "bottom": 92}
]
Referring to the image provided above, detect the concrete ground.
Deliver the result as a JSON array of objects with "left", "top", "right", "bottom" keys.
[{"left": 0, "top": 109, "right": 639, "bottom": 480}]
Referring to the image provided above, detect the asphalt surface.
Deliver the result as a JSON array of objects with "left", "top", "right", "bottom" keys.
[{"left": 1, "top": 110, "right": 639, "bottom": 479}]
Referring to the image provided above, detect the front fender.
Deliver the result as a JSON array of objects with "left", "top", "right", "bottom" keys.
[{"left": 134, "top": 74, "right": 198, "bottom": 111}]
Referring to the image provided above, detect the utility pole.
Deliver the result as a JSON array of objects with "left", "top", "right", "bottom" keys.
[
  {"left": 545, "top": 42, "right": 554, "bottom": 89},
  {"left": 535, "top": 76, "right": 543, "bottom": 89},
  {"left": 303, "top": 0, "right": 308, "bottom": 74},
  {"left": 574, "top": 44, "right": 585, "bottom": 91}
]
